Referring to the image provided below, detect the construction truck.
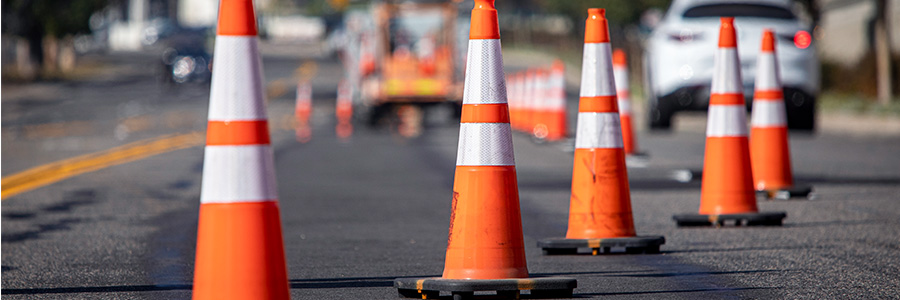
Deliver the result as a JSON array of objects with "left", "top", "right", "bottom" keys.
[{"left": 357, "top": 0, "right": 463, "bottom": 136}]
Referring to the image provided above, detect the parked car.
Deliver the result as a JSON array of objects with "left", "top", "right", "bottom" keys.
[{"left": 643, "top": 0, "right": 819, "bottom": 131}]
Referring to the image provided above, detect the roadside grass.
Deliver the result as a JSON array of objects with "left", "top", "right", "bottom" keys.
[{"left": 818, "top": 93, "right": 900, "bottom": 118}]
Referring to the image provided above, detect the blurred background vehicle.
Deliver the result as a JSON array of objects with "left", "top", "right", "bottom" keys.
[
  {"left": 158, "top": 29, "right": 212, "bottom": 86},
  {"left": 643, "top": 0, "right": 820, "bottom": 131},
  {"left": 354, "top": 0, "right": 463, "bottom": 131}
]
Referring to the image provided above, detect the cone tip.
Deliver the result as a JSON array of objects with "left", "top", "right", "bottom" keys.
[
  {"left": 584, "top": 8, "right": 610, "bottom": 43},
  {"left": 718, "top": 17, "right": 737, "bottom": 48},
  {"left": 761, "top": 29, "right": 776, "bottom": 52},
  {"left": 217, "top": 0, "right": 258, "bottom": 36},
  {"left": 470, "top": 0, "right": 500, "bottom": 39},
  {"left": 475, "top": 0, "right": 495, "bottom": 9},
  {"left": 552, "top": 59, "right": 565, "bottom": 71},
  {"left": 613, "top": 49, "right": 627, "bottom": 66}
]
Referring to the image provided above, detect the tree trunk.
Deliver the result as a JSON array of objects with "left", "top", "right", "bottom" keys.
[
  {"left": 15, "top": 38, "right": 37, "bottom": 80},
  {"left": 58, "top": 36, "right": 77, "bottom": 73},
  {"left": 42, "top": 35, "right": 60, "bottom": 75},
  {"left": 874, "top": 0, "right": 893, "bottom": 105}
]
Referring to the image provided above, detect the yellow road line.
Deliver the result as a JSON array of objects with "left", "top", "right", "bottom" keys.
[{"left": 1, "top": 132, "right": 205, "bottom": 200}]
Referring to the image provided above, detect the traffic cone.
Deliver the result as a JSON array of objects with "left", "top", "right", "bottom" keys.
[
  {"left": 612, "top": 49, "right": 645, "bottom": 157},
  {"left": 523, "top": 69, "right": 537, "bottom": 134},
  {"left": 673, "top": 18, "right": 786, "bottom": 227},
  {"left": 750, "top": 29, "right": 812, "bottom": 200},
  {"left": 513, "top": 72, "right": 526, "bottom": 132},
  {"left": 395, "top": 1, "right": 575, "bottom": 298},
  {"left": 538, "top": 8, "right": 664, "bottom": 255},
  {"left": 507, "top": 74, "right": 520, "bottom": 131},
  {"left": 532, "top": 68, "right": 551, "bottom": 140},
  {"left": 545, "top": 60, "right": 569, "bottom": 142},
  {"left": 193, "top": 0, "right": 289, "bottom": 299},
  {"left": 295, "top": 79, "right": 312, "bottom": 143},
  {"left": 335, "top": 79, "right": 353, "bottom": 139}
]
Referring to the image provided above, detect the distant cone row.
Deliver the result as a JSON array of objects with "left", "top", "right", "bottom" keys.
[{"left": 507, "top": 62, "right": 568, "bottom": 141}]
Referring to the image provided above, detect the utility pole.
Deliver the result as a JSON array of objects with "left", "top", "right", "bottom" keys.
[{"left": 874, "top": 0, "right": 893, "bottom": 105}]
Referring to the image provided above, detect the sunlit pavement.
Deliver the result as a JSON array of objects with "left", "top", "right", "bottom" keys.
[{"left": 2, "top": 51, "right": 899, "bottom": 299}]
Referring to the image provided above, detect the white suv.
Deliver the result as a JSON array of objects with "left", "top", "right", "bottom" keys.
[{"left": 643, "top": 0, "right": 819, "bottom": 131}]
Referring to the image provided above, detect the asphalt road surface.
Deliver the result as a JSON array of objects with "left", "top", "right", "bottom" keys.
[{"left": 2, "top": 49, "right": 899, "bottom": 299}]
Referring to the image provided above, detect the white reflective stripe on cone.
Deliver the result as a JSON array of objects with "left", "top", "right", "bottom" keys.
[
  {"left": 618, "top": 98, "right": 632, "bottom": 115},
  {"left": 525, "top": 76, "right": 535, "bottom": 111},
  {"left": 201, "top": 145, "right": 278, "bottom": 203},
  {"left": 613, "top": 67, "right": 628, "bottom": 94},
  {"left": 580, "top": 43, "right": 616, "bottom": 98},
  {"left": 208, "top": 36, "right": 267, "bottom": 121},
  {"left": 575, "top": 112, "right": 624, "bottom": 149},
  {"left": 533, "top": 75, "right": 546, "bottom": 109},
  {"left": 456, "top": 123, "right": 515, "bottom": 166},
  {"left": 463, "top": 39, "right": 507, "bottom": 105},
  {"left": 296, "top": 84, "right": 312, "bottom": 104},
  {"left": 549, "top": 93, "right": 566, "bottom": 111},
  {"left": 751, "top": 101, "right": 788, "bottom": 127},
  {"left": 755, "top": 53, "right": 781, "bottom": 91},
  {"left": 706, "top": 105, "right": 749, "bottom": 137},
  {"left": 711, "top": 48, "right": 743, "bottom": 94}
]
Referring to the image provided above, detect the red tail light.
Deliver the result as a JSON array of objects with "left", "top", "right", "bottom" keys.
[{"left": 794, "top": 30, "right": 811, "bottom": 49}]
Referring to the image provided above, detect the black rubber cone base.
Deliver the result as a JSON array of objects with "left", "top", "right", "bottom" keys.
[
  {"left": 756, "top": 185, "right": 813, "bottom": 201},
  {"left": 673, "top": 211, "right": 786, "bottom": 227},
  {"left": 395, "top": 276, "right": 576, "bottom": 299},
  {"left": 538, "top": 236, "right": 665, "bottom": 255}
]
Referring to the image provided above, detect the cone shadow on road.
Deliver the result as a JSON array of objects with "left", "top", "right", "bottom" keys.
[
  {"left": 289, "top": 275, "right": 435, "bottom": 289},
  {"left": 0, "top": 284, "right": 192, "bottom": 295},
  {"left": 580, "top": 286, "right": 777, "bottom": 297},
  {"left": 793, "top": 175, "right": 900, "bottom": 185},
  {"left": 663, "top": 246, "right": 812, "bottom": 254},
  {"left": 662, "top": 170, "right": 900, "bottom": 186},
  {"left": 607, "top": 269, "right": 784, "bottom": 278}
]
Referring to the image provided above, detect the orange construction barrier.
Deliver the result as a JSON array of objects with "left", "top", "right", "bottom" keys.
[
  {"left": 395, "top": 1, "right": 575, "bottom": 298},
  {"left": 335, "top": 80, "right": 353, "bottom": 139},
  {"left": 673, "top": 18, "right": 786, "bottom": 227},
  {"left": 750, "top": 29, "right": 812, "bottom": 200},
  {"left": 193, "top": 0, "right": 289, "bottom": 299},
  {"left": 295, "top": 79, "right": 312, "bottom": 143},
  {"left": 613, "top": 49, "right": 644, "bottom": 156},
  {"left": 538, "top": 8, "right": 664, "bottom": 255}
]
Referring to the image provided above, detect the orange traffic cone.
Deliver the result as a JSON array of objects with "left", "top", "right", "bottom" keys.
[
  {"left": 750, "top": 29, "right": 812, "bottom": 200},
  {"left": 673, "top": 18, "right": 786, "bottom": 227},
  {"left": 395, "top": 1, "right": 575, "bottom": 298},
  {"left": 193, "top": 0, "right": 289, "bottom": 299},
  {"left": 507, "top": 74, "right": 520, "bottom": 131},
  {"left": 538, "top": 8, "right": 664, "bottom": 255},
  {"left": 612, "top": 49, "right": 646, "bottom": 157},
  {"left": 532, "top": 68, "right": 551, "bottom": 140},
  {"left": 523, "top": 69, "right": 537, "bottom": 134},
  {"left": 295, "top": 79, "right": 312, "bottom": 143},
  {"left": 545, "top": 60, "right": 568, "bottom": 142},
  {"left": 335, "top": 79, "right": 353, "bottom": 139}
]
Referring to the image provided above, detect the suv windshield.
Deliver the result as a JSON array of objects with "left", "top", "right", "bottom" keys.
[{"left": 683, "top": 4, "right": 795, "bottom": 19}]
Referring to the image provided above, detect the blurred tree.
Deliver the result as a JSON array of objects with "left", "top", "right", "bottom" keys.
[{"left": 2, "top": 0, "right": 108, "bottom": 78}]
